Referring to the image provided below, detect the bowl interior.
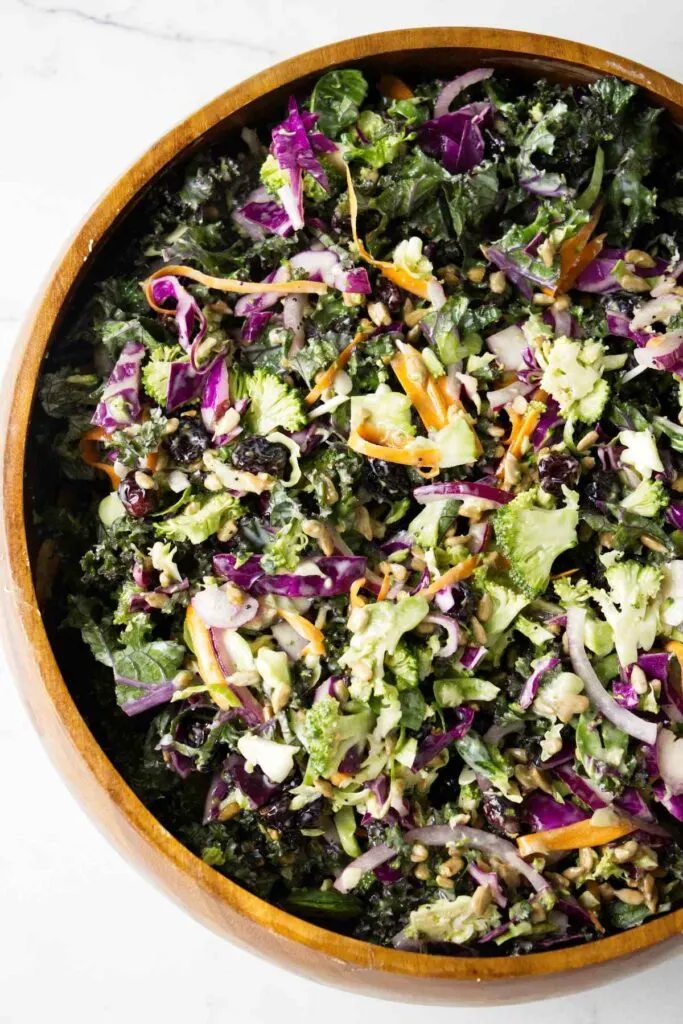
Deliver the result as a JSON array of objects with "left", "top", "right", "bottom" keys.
[{"left": 11, "top": 28, "right": 683, "bottom": 1003}]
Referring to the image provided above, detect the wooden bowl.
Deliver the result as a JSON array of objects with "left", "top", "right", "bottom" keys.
[{"left": 3, "top": 27, "right": 683, "bottom": 1005}]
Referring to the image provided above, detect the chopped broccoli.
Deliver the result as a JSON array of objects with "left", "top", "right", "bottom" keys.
[
  {"left": 303, "top": 696, "right": 373, "bottom": 779},
  {"left": 141, "top": 346, "right": 184, "bottom": 406},
  {"left": 432, "top": 411, "right": 481, "bottom": 468},
  {"left": 340, "top": 596, "right": 429, "bottom": 698},
  {"left": 618, "top": 429, "right": 664, "bottom": 480},
  {"left": 259, "top": 153, "right": 290, "bottom": 196},
  {"left": 575, "top": 707, "right": 635, "bottom": 795},
  {"left": 538, "top": 335, "right": 623, "bottom": 423},
  {"left": 244, "top": 368, "right": 306, "bottom": 435},
  {"left": 477, "top": 570, "right": 531, "bottom": 640},
  {"left": 392, "top": 236, "right": 433, "bottom": 279},
  {"left": 493, "top": 489, "right": 578, "bottom": 597},
  {"left": 385, "top": 642, "right": 419, "bottom": 689},
  {"left": 350, "top": 384, "right": 415, "bottom": 446},
  {"left": 156, "top": 493, "right": 242, "bottom": 545},
  {"left": 621, "top": 478, "right": 668, "bottom": 518},
  {"left": 592, "top": 557, "right": 664, "bottom": 665},
  {"left": 406, "top": 895, "right": 501, "bottom": 945}
]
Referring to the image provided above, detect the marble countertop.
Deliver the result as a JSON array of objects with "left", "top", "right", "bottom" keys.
[{"left": 2, "top": 2, "right": 682, "bottom": 1021}]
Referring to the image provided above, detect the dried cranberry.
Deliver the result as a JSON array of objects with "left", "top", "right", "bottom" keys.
[
  {"left": 376, "top": 277, "right": 402, "bottom": 314},
  {"left": 362, "top": 459, "right": 411, "bottom": 499},
  {"left": 581, "top": 475, "right": 620, "bottom": 510},
  {"left": 232, "top": 435, "right": 290, "bottom": 476},
  {"left": 166, "top": 419, "right": 210, "bottom": 465},
  {"left": 538, "top": 452, "right": 579, "bottom": 496},
  {"left": 481, "top": 792, "right": 521, "bottom": 838},
  {"left": 450, "top": 581, "right": 475, "bottom": 621},
  {"left": 118, "top": 474, "right": 158, "bottom": 518}
]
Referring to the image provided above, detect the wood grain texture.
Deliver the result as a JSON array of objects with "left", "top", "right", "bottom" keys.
[{"left": 3, "top": 28, "right": 683, "bottom": 1005}]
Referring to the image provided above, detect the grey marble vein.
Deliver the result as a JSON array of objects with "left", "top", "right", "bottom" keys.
[{"left": 16, "top": 0, "right": 280, "bottom": 57}]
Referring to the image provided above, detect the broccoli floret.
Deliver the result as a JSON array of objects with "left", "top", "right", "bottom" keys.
[
  {"left": 156, "top": 493, "right": 243, "bottom": 545},
  {"left": 538, "top": 335, "right": 624, "bottom": 423},
  {"left": 406, "top": 895, "right": 501, "bottom": 945},
  {"left": 386, "top": 642, "right": 419, "bottom": 690},
  {"left": 260, "top": 153, "right": 290, "bottom": 196},
  {"left": 476, "top": 569, "right": 531, "bottom": 639},
  {"left": 141, "top": 346, "right": 184, "bottom": 406},
  {"left": 621, "top": 478, "right": 668, "bottom": 518},
  {"left": 340, "top": 596, "right": 429, "bottom": 698},
  {"left": 303, "top": 696, "right": 373, "bottom": 779},
  {"left": 592, "top": 556, "right": 663, "bottom": 666},
  {"left": 350, "top": 384, "right": 415, "bottom": 446},
  {"left": 244, "top": 368, "right": 306, "bottom": 435},
  {"left": 493, "top": 489, "right": 578, "bottom": 597},
  {"left": 618, "top": 429, "right": 664, "bottom": 480}
]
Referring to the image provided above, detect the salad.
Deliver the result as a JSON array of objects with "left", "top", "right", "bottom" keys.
[{"left": 36, "top": 65, "right": 683, "bottom": 954}]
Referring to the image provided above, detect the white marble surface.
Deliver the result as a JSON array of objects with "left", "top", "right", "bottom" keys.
[{"left": 2, "top": 2, "right": 682, "bottom": 1020}]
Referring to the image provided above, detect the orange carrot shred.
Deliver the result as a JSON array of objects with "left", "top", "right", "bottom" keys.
[
  {"left": 305, "top": 323, "right": 373, "bottom": 405},
  {"left": 377, "top": 573, "right": 392, "bottom": 601},
  {"left": 79, "top": 427, "right": 121, "bottom": 489},
  {"left": 517, "top": 817, "right": 635, "bottom": 857},
  {"left": 349, "top": 578, "right": 367, "bottom": 608},
  {"left": 143, "top": 264, "right": 327, "bottom": 312},
  {"left": 419, "top": 557, "right": 479, "bottom": 599},
  {"left": 378, "top": 74, "right": 414, "bottom": 100}
]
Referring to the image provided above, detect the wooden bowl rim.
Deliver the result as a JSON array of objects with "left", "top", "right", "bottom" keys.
[{"left": 4, "top": 26, "right": 683, "bottom": 983}]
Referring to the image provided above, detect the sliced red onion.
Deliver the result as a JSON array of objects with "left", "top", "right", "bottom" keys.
[
  {"left": 485, "top": 324, "right": 527, "bottom": 370},
  {"left": 566, "top": 607, "right": 658, "bottom": 745},
  {"left": 413, "top": 480, "right": 514, "bottom": 506},
  {"left": 633, "top": 330, "right": 683, "bottom": 372},
  {"left": 554, "top": 763, "right": 610, "bottom": 810},
  {"left": 424, "top": 613, "right": 461, "bottom": 658},
  {"left": 487, "top": 379, "right": 535, "bottom": 409},
  {"left": 483, "top": 720, "right": 523, "bottom": 745},
  {"left": 434, "top": 68, "right": 494, "bottom": 119},
  {"left": 468, "top": 862, "right": 508, "bottom": 907},
  {"left": 191, "top": 586, "right": 259, "bottom": 629},
  {"left": 656, "top": 728, "right": 683, "bottom": 796},
  {"left": 460, "top": 645, "right": 487, "bottom": 670},
  {"left": 405, "top": 824, "right": 549, "bottom": 893},
  {"left": 631, "top": 295, "right": 683, "bottom": 331},
  {"left": 283, "top": 295, "right": 306, "bottom": 354},
  {"left": 333, "top": 843, "right": 397, "bottom": 893},
  {"left": 427, "top": 279, "right": 447, "bottom": 309},
  {"left": 468, "top": 521, "right": 491, "bottom": 554},
  {"left": 519, "top": 655, "right": 560, "bottom": 710}
]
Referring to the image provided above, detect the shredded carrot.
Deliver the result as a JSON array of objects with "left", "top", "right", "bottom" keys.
[
  {"left": 555, "top": 204, "right": 604, "bottom": 293},
  {"left": 305, "top": 323, "right": 373, "bottom": 405},
  {"left": 349, "top": 578, "right": 367, "bottom": 608},
  {"left": 185, "top": 606, "right": 239, "bottom": 711},
  {"left": 378, "top": 74, "right": 414, "bottom": 100},
  {"left": 277, "top": 609, "right": 325, "bottom": 656},
  {"left": 505, "top": 388, "right": 548, "bottom": 461},
  {"left": 344, "top": 164, "right": 435, "bottom": 301},
  {"left": 143, "top": 264, "right": 327, "bottom": 312},
  {"left": 390, "top": 344, "right": 450, "bottom": 431},
  {"left": 665, "top": 640, "right": 683, "bottom": 676},
  {"left": 348, "top": 430, "right": 441, "bottom": 468},
  {"left": 376, "top": 573, "right": 392, "bottom": 601},
  {"left": 504, "top": 408, "right": 523, "bottom": 445},
  {"left": 551, "top": 568, "right": 579, "bottom": 581},
  {"left": 517, "top": 817, "right": 635, "bottom": 857},
  {"left": 79, "top": 426, "right": 121, "bottom": 489},
  {"left": 419, "top": 556, "right": 479, "bottom": 599},
  {"left": 416, "top": 465, "right": 441, "bottom": 479}
]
